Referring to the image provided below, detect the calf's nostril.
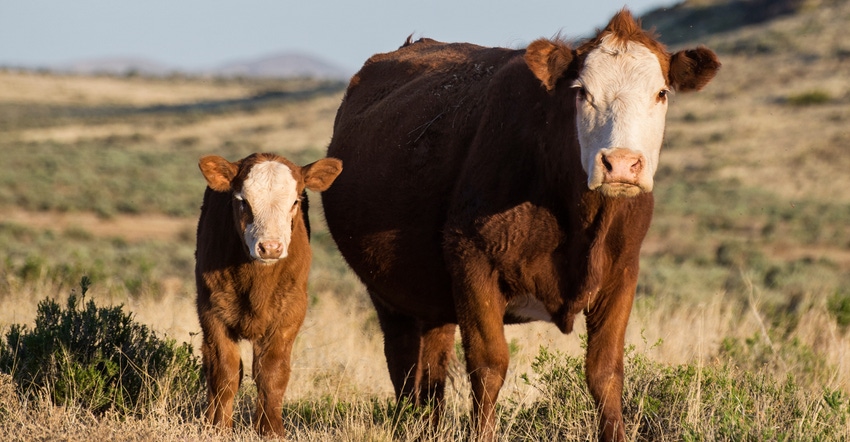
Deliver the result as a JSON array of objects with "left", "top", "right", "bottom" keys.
[{"left": 258, "top": 241, "right": 283, "bottom": 259}]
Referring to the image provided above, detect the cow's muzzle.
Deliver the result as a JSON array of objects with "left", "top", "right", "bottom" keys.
[{"left": 592, "top": 148, "right": 649, "bottom": 197}]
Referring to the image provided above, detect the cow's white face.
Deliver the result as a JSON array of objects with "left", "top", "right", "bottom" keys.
[
  {"left": 574, "top": 35, "right": 668, "bottom": 197},
  {"left": 235, "top": 160, "right": 300, "bottom": 263}
]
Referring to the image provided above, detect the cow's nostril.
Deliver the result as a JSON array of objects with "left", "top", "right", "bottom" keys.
[
  {"left": 630, "top": 158, "right": 642, "bottom": 174},
  {"left": 602, "top": 155, "right": 613, "bottom": 172}
]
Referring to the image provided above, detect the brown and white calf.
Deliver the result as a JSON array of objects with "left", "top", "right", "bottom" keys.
[
  {"left": 195, "top": 152, "right": 341, "bottom": 436},
  {"left": 322, "top": 9, "right": 719, "bottom": 442}
]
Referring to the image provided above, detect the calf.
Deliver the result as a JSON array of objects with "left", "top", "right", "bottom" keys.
[{"left": 195, "top": 152, "right": 341, "bottom": 436}]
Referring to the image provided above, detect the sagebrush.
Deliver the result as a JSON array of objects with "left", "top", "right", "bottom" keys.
[{"left": 0, "top": 276, "right": 202, "bottom": 414}]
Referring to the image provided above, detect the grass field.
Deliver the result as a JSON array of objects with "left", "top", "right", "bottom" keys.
[{"left": 1, "top": 2, "right": 850, "bottom": 440}]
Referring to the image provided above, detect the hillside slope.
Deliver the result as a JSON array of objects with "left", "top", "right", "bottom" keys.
[
  {"left": 641, "top": 0, "right": 815, "bottom": 45},
  {"left": 637, "top": 0, "right": 850, "bottom": 283}
]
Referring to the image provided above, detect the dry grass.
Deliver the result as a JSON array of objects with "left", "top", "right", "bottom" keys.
[
  {"left": 9, "top": 94, "right": 341, "bottom": 152},
  {"left": 0, "top": 70, "right": 253, "bottom": 106},
  {"left": 664, "top": 58, "right": 850, "bottom": 205},
  {"left": 2, "top": 284, "right": 848, "bottom": 440}
]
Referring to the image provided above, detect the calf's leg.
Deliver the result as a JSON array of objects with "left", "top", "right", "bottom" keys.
[
  {"left": 252, "top": 304, "right": 305, "bottom": 436},
  {"left": 200, "top": 315, "right": 242, "bottom": 430}
]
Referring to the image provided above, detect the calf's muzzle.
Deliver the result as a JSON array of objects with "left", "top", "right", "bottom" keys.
[{"left": 257, "top": 240, "right": 284, "bottom": 260}]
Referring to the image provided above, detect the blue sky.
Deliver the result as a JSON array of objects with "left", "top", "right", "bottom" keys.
[{"left": 0, "top": 1, "right": 678, "bottom": 72}]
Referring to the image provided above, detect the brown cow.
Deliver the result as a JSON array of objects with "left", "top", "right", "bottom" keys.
[
  {"left": 195, "top": 152, "right": 341, "bottom": 436},
  {"left": 322, "top": 10, "right": 719, "bottom": 442}
]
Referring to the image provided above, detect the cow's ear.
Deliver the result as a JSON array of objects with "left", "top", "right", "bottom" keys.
[
  {"left": 669, "top": 46, "right": 721, "bottom": 92},
  {"left": 525, "top": 39, "right": 575, "bottom": 91},
  {"left": 199, "top": 155, "right": 238, "bottom": 192},
  {"left": 303, "top": 157, "right": 343, "bottom": 192}
]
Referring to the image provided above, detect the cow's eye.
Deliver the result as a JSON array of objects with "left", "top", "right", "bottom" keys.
[
  {"left": 576, "top": 87, "right": 588, "bottom": 101},
  {"left": 657, "top": 89, "right": 669, "bottom": 102},
  {"left": 570, "top": 82, "right": 588, "bottom": 101}
]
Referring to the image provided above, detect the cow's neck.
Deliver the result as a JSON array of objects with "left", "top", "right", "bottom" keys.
[{"left": 550, "top": 189, "right": 653, "bottom": 333}]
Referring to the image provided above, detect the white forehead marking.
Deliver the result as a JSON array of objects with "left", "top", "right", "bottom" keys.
[
  {"left": 242, "top": 160, "right": 297, "bottom": 213},
  {"left": 580, "top": 35, "right": 666, "bottom": 100}
]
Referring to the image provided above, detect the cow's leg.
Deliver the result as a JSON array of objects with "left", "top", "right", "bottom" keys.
[
  {"left": 584, "top": 280, "right": 636, "bottom": 442},
  {"left": 419, "top": 322, "right": 457, "bottom": 427},
  {"left": 371, "top": 293, "right": 424, "bottom": 405},
  {"left": 200, "top": 313, "right": 242, "bottom": 430},
  {"left": 252, "top": 303, "right": 305, "bottom": 436},
  {"left": 452, "top": 268, "right": 508, "bottom": 442}
]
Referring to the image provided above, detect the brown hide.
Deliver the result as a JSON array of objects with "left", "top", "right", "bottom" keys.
[
  {"left": 322, "top": 9, "right": 718, "bottom": 442},
  {"left": 195, "top": 153, "right": 341, "bottom": 436}
]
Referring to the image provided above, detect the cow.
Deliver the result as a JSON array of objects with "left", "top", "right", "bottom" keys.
[
  {"left": 195, "top": 152, "right": 342, "bottom": 436},
  {"left": 321, "top": 9, "right": 719, "bottom": 442}
]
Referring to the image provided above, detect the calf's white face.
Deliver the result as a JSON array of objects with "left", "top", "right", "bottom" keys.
[
  {"left": 236, "top": 160, "right": 300, "bottom": 263},
  {"left": 574, "top": 35, "right": 668, "bottom": 197},
  {"left": 199, "top": 153, "right": 343, "bottom": 265}
]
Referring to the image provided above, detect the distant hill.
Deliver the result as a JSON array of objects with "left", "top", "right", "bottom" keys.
[
  {"left": 55, "top": 57, "right": 176, "bottom": 77},
  {"left": 46, "top": 52, "right": 351, "bottom": 80},
  {"left": 212, "top": 52, "right": 351, "bottom": 80},
  {"left": 640, "top": 0, "right": 812, "bottom": 45}
]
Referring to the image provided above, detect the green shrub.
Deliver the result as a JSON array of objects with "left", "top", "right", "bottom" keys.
[
  {"left": 0, "top": 276, "right": 201, "bottom": 414},
  {"left": 786, "top": 90, "right": 832, "bottom": 106},
  {"left": 828, "top": 291, "right": 850, "bottom": 329}
]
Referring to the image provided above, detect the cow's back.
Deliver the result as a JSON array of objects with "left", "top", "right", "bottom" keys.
[{"left": 323, "top": 39, "right": 519, "bottom": 321}]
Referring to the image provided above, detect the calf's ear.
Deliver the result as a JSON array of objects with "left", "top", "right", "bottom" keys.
[
  {"left": 303, "top": 157, "right": 343, "bottom": 192},
  {"left": 199, "top": 155, "right": 238, "bottom": 192},
  {"left": 525, "top": 39, "right": 575, "bottom": 91},
  {"left": 669, "top": 46, "right": 721, "bottom": 92}
]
